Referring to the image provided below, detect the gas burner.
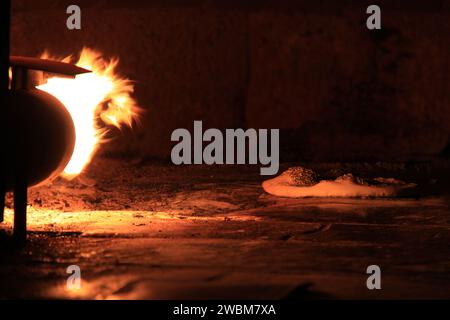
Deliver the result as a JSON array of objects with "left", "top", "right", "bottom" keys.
[{"left": 0, "top": 1, "right": 90, "bottom": 242}]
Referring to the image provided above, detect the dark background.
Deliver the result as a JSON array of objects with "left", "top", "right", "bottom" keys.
[{"left": 10, "top": 0, "right": 450, "bottom": 162}]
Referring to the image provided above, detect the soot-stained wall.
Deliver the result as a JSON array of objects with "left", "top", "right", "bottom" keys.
[{"left": 10, "top": 0, "right": 450, "bottom": 162}]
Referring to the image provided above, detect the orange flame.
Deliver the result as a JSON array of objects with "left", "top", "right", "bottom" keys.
[{"left": 37, "top": 48, "right": 140, "bottom": 178}]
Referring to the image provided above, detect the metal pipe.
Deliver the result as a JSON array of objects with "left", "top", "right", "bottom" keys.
[
  {"left": 0, "top": 0, "right": 11, "bottom": 223},
  {"left": 11, "top": 67, "right": 28, "bottom": 243}
]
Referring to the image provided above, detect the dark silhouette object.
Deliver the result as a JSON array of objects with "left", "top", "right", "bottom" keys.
[
  {"left": 283, "top": 282, "right": 333, "bottom": 300},
  {"left": 5, "top": 89, "right": 76, "bottom": 191},
  {"left": 440, "top": 139, "right": 450, "bottom": 158},
  {"left": 0, "top": 0, "right": 11, "bottom": 237}
]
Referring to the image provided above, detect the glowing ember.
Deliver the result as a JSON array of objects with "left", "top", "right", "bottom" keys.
[{"left": 37, "top": 48, "right": 140, "bottom": 178}]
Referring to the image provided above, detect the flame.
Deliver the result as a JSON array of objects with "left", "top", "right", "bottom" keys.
[{"left": 37, "top": 48, "right": 140, "bottom": 178}]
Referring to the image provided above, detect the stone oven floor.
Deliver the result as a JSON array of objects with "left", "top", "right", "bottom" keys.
[{"left": 1, "top": 158, "right": 450, "bottom": 299}]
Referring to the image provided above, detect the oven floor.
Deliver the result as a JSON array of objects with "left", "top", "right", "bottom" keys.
[{"left": 1, "top": 158, "right": 450, "bottom": 299}]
